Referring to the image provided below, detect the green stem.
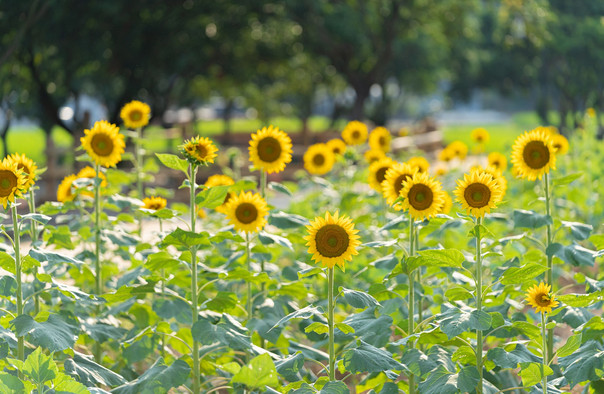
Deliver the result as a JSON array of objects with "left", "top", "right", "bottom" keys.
[
  {"left": 136, "top": 127, "right": 144, "bottom": 235},
  {"left": 246, "top": 232, "right": 252, "bottom": 325},
  {"left": 544, "top": 173, "right": 554, "bottom": 363},
  {"left": 161, "top": 267, "right": 166, "bottom": 359},
  {"left": 541, "top": 312, "right": 548, "bottom": 394},
  {"left": 408, "top": 218, "right": 416, "bottom": 394},
  {"left": 475, "top": 216, "right": 483, "bottom": 394},
  {"left": 94, "top": 164, "right": 102, "bottom": 363},
  {"left": 414, "top": 224, "right": 423, "bottom": 350},
  {"left": 11, "top": 206, "right": 24, "bottom": 377},
  {"left": 328, "top": 267, "right": 335, "bottom": 381},
  {"left": 259, "top": 169, "right": 266, "bottom": 349},
  {"left": 189, "top": 164, "right": 200, "bottom": 394},
  {"left": 28, "top": 189, "right": 40, "bottom": 315}
]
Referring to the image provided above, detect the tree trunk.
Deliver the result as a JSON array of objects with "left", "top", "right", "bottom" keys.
[
  {"left": 300, "top": 116, "right": 310, "bottom": 145},
  {"left": 351, "top": 83, "right": 370, "bottom": 120},
  {"left": 222, "top": 98, "right": 234, "bottom": 144}
]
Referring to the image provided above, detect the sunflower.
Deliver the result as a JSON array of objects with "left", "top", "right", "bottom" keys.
[
  {"left": 448, "top": 141, "right": 468, "bottom": 159},
  {"left": 120, "top": 100, "right": 151, "bottom": 129},
  {"left": 441, "top": 191, "right": 453, "bottom": 215},
  {"left": 454, "top": 170, "right": 504, "bottom": 217},
  {"left": 57, "top": 174, "right": 78, "bottom": 203},
  {"left": 182, "top": 136, "right": 218, "bottom": 166},
  {"left": 476, "top": 165, "right": 508, "bottom": 197},
  {"left": 399, "top": 172, "right": 445, "bottom": 220},
  {"left": 341, "top": 121, "right": 368, "bottom": 145},
  {"left": 551, "top": 134, "right": 569, "bottom": 155},
  {"left": 381, "top": 162, "right": 418, "bottom": 210},
  {"left": 408, "top": 156, "right": 430, "bottom": 173},
  {"left": 511, "top": 128, "right": 556, "bottom": 181},
  {"left": 368, "top": 157, "right": 395, "bottom": 192},
  {"left": 438, "top": 147, "right": 455, "bottom": 162},
  {"left": 197, "top": 207, "right": 207, "bottom": 219},
  {"left": 6, "top": 153, "right": 37, "bottom": 193},
  {"left": 249, "top": 125, "right": 292, "bottom": 174},
  {"left": 432, "top": 163, "right": 448, "bottom": 177},
  {"left": 364, "top": 149, "right": 386, "bottom": 163},
  {"left": 368, "top": 127, "right": 391, "bottom": 152},
  {"left": 586, "top": 108, "right": 596, "bottom": 118},
  {"left": 77, "top": 166, "right": 108, "bottom": 188},
  {"left": 398, "top": 127, "right": 409, "bottom": 137},
  {"left": 223, "top": 191, "right": 268, "bottom": 233},
  {"left": 0, "top": 160, "right": 26, "bottom": 209},
  {"left": 326, "top": 139, "right": 347, "bottom": 156},
  {"left": 142, "top": 196, "right": 167, "bottom": 211},
  {"left": 525, "top": 282, "right": 559, "bottom": 314},
  {"left": 80, "top": 120, "right": 125, "bottom": 168},
  {"left": 205, "top": 174, "right": 235, "bottom": 213},
  {"left": 471, "top": 128, "right": 490, "bottom": 144},
  {"left": 304, "top": 143, "right": 335, "bottom": 175},
  {"left": 304, "top": 211, "right": 361, "bottom": 270},
  {"left": 487, "top": 152, "right": 507, "bottom": 172}
]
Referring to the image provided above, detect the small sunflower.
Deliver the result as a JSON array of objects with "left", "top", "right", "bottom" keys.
[
  {"left": 364, "top": 149, "right": 386, "bottom": 163},
  {"left": 80, "top": 120, "right": 126, "bottom": 168},
  {"left": 438, "top": 147, "right": 455, "bottom": 162},
  {"left": 525, "top": 282, "right": 559, "bottom": 314},
  {"left": 368, "top": 127, "right": 391, "bottom": 152},
  {"left": 223, "top": 191, "right": 269, "bottom": 233},
  {"left": 249, "top": 125, "right": 293, "bottom": 174},
  {"left": 408, "top": 156, "right": 430, "bottom": 173},
  {"left": 487, "top": 152, "right": 507, "bottom": 172},
  {"left": 304, "top": 144, "right": 335, "bottom": 175},
  {"left": 551, "top": 134, "right": 569, "bottom": 155},
  {"left": 381, "top": 162, "right": 418, "bottom": 210},
  {"left": 120, "top": 100, "right": 151, "bottom": 129},
  {"left": 77, "top": 166, "right": 108, "bottom": 188},
  {"left": 586, "top": 108, "right": 596, "bottom": 118},
  {"left": 545, "top": 126, "right": 559, "bottom": 135},
  {"left": 454, "top": 170, "right": 504, "bottom": 217},
  {"left": 441, "top": 191, "right": 453, "bottom": 215},
  {"left": 326, "top": 139, "right": 347, "bottom": 156},
  {"left": 511, "top": 128, "right": 556, "bottom": 181},
  {"left": 368, "top": 157, "right": 395, "bottom": 192},
  {"left": 182, "top": 136, "right": 218, "bottom": 166},
  {"left": 205, "top": 174, "right": 235, "bottom": 213},
  {"left": 0, "top": 160, "right": 26, "bottom": 208},
  {"left": 197, "top": 207, "right": 207, "bottom": 219},
  {"left": 342, "top": 121, "right": 368, "bottom": 145},
  {"left": 142, "top": 196, "right": 167, "bottom": 211},
  {"left": 398, "top": 127, "right": 409, "bottom": 137},
  {"left": 304, "top": 211, "right": 361, "bottom": 270},
  {"left": 432, "top": 163, "right": 448, "bottom": 177},
  {"left": 471, "top": 128, "right": 490, "bottom": 144},
  {"left": 6, "top": 153, "right": 37, "bottom": 193},
  {"left": 57, "top": 174, "right": 78, "bottom": 203},
  {"left": 399, "top": 172, "right": 445, "bottom": 220},
  {"left": 448, "top": 141, "right": 468, "bottom": 159}
]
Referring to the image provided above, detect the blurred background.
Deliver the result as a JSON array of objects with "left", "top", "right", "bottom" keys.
[{"left": 1, "top": 0, "right": 603, "bottom": 198}]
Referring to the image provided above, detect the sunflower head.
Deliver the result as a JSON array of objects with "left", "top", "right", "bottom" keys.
[
  {"left": 399, "top": 127, "right": 409, "bottom": 137},
  {"left": 77, "top": 166, "right": 108, "bottom": 188},
  {"left": 205, "top": 174, "right": 235, "bottom": 212},
  {"left": 6, "top": 153, "right": 36, "bottom": 193},
  {"left": 182, "top": 136, "right": 218, "bottom": 166},
  {"left": 408, "top": 156, "right": 430, "bottom": 173},
  {"left": 551, "top": 134, "right": 569, "bottom": 155},
  {"left": 441, "top": 191, "right": 453, "bottom": 215},
  {"left": 586, "top": 108, "right": 596, "bottom": 118},
  {"left": 80, "top": 120, "right": 125, "bottom": 168},
  {"left": 120, "top": 100, "right": 151, "bottom": 129},
  {"left": 399, "top": 172, "right": 445, "bottom": 220},
  {"left": 224, "top": 191, "right": 269, "bottom": 233},
  {"left": 57, "top": 174, "right": 78, "bottom": 203},
  {"left": 368, "top": 157, "right": 395, "bottom": 192},
  {"left": 438, "top": 147, "right": 455, "bottom": 162},
  {"left": 511, "top": 128, "right": 556, "bottom": 181},
  {"left": 368, "top": 127, "right": 392, "bottom": 152},
  {"left": 448, "top": 141, "right": 468, "bottom": 159},
  {"left": 364, "top": 149, "right": 386, "bottom": 163},
  {"left": 304, "top": 144, "right": 335, "bottom": 175},
  {"left": 525, "top": 282, "right": 559, "bottom": 314},
  {"left": 471, "top": 128, "right": 490, "bottom": 144},
  {"left": 142, "top": 196, "right": 167, "bottom": 211},
  {"left": 0, "top": 159, "right": 26, "bottom": 209},
  {"left": 304, "top": 211, "right": 361, "bottom": 271},
  {"left": 326, "top": 139, "right": 347, "bottom": 156},
  {"left": 342, "top": 121, "right": 368, "bottom": 145},
  {"left": 249, "top": 125, "right": 293, "bottom": 174},
  {"left": 432, "top": 163, "right": 448, "bottom": 177},
  {"left": 197, "top": 207, "right": 207, "bottom": 219},
  {"left": 487, "top": 152, "right": 507, "bottom": 171},
  {"left": 381, "top": 162, "right": 418, "bottom": 210},
  {"left": 454, "top": 169, "right": 504, "bottom": 218}
]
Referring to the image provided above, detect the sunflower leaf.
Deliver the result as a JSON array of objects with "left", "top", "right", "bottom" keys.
[{"left": 155, "top": 153, "right": 189, "bottom": 173}]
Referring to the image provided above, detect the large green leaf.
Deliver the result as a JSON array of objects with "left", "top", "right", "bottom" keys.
[
  {"left": 341, "top": 288, "right": 380, "bottom": 309},
  {"left": 0, "top": 373, "right": 24, "bottom": 393},
  {"left": 231, "top": 353, "right": 279, "bottom": 389},
  {"left": 512, "top": 210, "right": 552, "bottom": 229},
  {"left": 487, "top": 343, "right": 540, "bottom": 369},
  {"left": 500, "top": 262, "right": 548, "bottom": 285},
  {"left": 406, "top": 249, "right": 465, "bottom": 272},
  {"left": 335, "top": 308, "right": 393, "bottom": 347},
  {"left": 258, "top": 231, "right": 293, "bottom": 250},
  {"left": 342, "top": 341, "right": 402, "bottom": 373},
  {"left": 64, "top": 351, "right": 127, "bottom": 387},
  {"left": 547, "top": 243, "right": 597, "bottom": 267},
  {"left": 195, "top": 185, "right": 230, "bottom": 208},
  {"left": 518, "top": 362, "right": 552, "bottom": 387},
  {"left": 400, "top": 348, "right": 437, "bottom": 377},
  {"left": 112, "top": 358, "right": 190, "bottom": 394},
  {"left": 191, "top": 314, "right": 252, "bottom": 351},
  {"left": 558, "top": 340, "right": 604, "bottom": 388},
  {"left": 159, "top": 229, "right": 211, "bottom": 249},
  {"left": 268, "top": 211, "right": 309, "bottom": 229},
  {"left": 417, "top": 365, "right": 457, "bottom": 394},
  {"left": 561, "top": 221, "right": 593, "bottom": 240},
  {"left": 155, "top": 153, "right": 188, "bottom": 173},
  {"left": 439, "top": 305, "right": 492, "bottom": 339},
  {"left": 29, "top": 249, "right": 84, "bottom": 271},
  {"left": 11, "top": 314, "right": 78, "bottom": 352},
  {"left": 319, "top": 381, "right": 349, "bottom": 393},
  {"left": 268, "top": 305, "right": 323, "bottom": 332},
  {"left": 22, "top": 347, "right": 58, "bottom": 385},
  {"left": 275, "top": 352, "right": 305, "bottom": 381}
]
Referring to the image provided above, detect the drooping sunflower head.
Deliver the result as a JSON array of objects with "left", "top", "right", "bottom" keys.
[
  {"left": 205, "top": 174, "right": 235, "bottom": 213},
  {"left": 368, "top": 127, "right": 391, "bottom": 152},
  {"left": 448, "top": 141, "right": 468, "bottom": 159},
  {"left": 182, "top": 136, "right": 219, "bottom": 166},
  {"left": 511, "top": 128, "right": 556, "bottom": 181},
  {"left": 249, "top": 125, "right": 293, "bottom": 174},
  {"left": 471, "top": 128, "right": 490, "bottom": 144},
  {"left": 6, "top": 153, "right": 37, "bottom": 193},
  {"left": 57, "top": 174, "right": 78, "bottom": 203},
  {"left": 487, "top": 152, "right": 507, "bottom": 172},
  {"left": 399, "top": 172, "right": 445, "bottom": 220},
  {"left": 142, "top": 196, "right": 167, "bottom": 211},
  {"left": 326, "top": 139, "right": 347, "bottom": 156},
  {"left": 381, "top": 162, "right": 418, "bottom": 210},
  {"left": 438, "top": 147, "right": 455, "bottom": 162},
  {"left": 304, "top": 211, "right": 361, "bottom": 270},
  {"left": 342, "top": 121, "right": 368, "bottom": 145},
  {"left": 120, "top": 100, "right": 151, "bottom": 129},
  {"left": 364, "top": 149, "right": 386, "bottom": 163},
  {"left": 368, "top": 157, "right": 395, "bottom": 192},
  {"left": 525, "top": 282, "right": 559, "bottom": 314},
  {"left": 80, "top": 120, "right": 126, "bottom": 168},
  {"left": 408, "top": 156, "right": 430, "bottom": 173},
  {"left": 454, "top": 169, "right": 504, "bottom": 218},
  {"left": 0, "top": 159, "right": 26, "bottom": 209},
  {"left": 224, "top": 191, "right": 269, "bottom": 233},
  {"left": 304, "top": 143, "right": 335, "bottom": 175},
  {"left": 551, "top": 134, "right": 569, "bottom": 155},
  {"left": 441, "top": 190, "right": 453, "bottom": 215}
]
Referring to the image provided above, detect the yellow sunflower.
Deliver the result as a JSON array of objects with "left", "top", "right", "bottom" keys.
[
  {"left": 398, "top": 127, "right": 409, "bottom": 137},
  {"left": 326, "top": 139, "right": 347, "bottom": 156},
  {"left": 381, "top": 162, "right": 418, "bottom": 210},
  {"left": 511, "top": 128, "right": 556, "bottom": 181},
  {"left": 471, "top": 128, "right": 490, "bottom": 144},
  {"left": 476, "top": 165, "right": 508, "bottom": 197},
  {"left": 142, "top": 196, "right": 167, "bottom": 211},
  {"left": 586, "top": 108, "right": 596, "bottom": 118},
  {"left": 408, "top": 156, "right": 430, "bottom": 173},
  {"left": 525, "top": 282, "right": 559, "bottom": 314},
  {"left": 205, "top": 174, "right": 235, "bottom": 213},
  {"left": 341, "top": 121, "right": 368, "bottom": 145},
  {"left": 0, "top": 160, "right": 26, "bottom": 208},
  {"left": 487, "top": 152, "right": 507, "bottom": 172},
  {"left": 197, "top": 207, "right": 207, "bottom": 219},
  {"left": 77, "top": 166, "right": 108, "bottom": 188},
  {"left": 368, "top": 127, "right": 391, "bottom": 152},
  {"left": 364, "top": 149, "right": 386, "bottom": 163},
  {"left": 6, "top": 153, "right": 37, "bottom": 193},
  {"left": 249, "top": 125, "right": 293, "bottom": 174},
  {"left": 448, "top": 141, "right": 468, "bottom": 159},
  {"left": 223, "top": 191, "right": 269, "bottom": 233},
  {"left": 304, "top": 211, "right": 361, "bottom": 270},
  {"left": 454, "top": 170, "right": 504, "bottom": 217},
  {"left": 432, "top": 163, "right": 448, "bottom": 177},
  {"left": 368, "top": 157, "right": 395, "bottom": 192},
  {"left": 441, "top": 191, "right": 453, "bottom": 215},
  {"left": 120, "top": 100, "right": 151, "bottom": 129},
  {"left": 182, "top": 136, "right": 218, "bottom": 166},
  {"left": 304, "top": 143, "right": 335, "bottom": 175},
  {"left": 551, "top": 134, "right": 569, "bottom": 155},
  {"left": 399, "top": 172, "right": 445, "bottom": 220},
  {"left": 438, "top": 147, "right": 455, "bottom": 162},
  {"left": 57, "top": 174, "right": 78, "bottom": 203},
  {"left": 80, "top": 120, "right": 126, "bottom": 168}
]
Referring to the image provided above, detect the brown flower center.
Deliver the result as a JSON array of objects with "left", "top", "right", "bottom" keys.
[
  {"left": 464, "top": 183, "right": 491, "bottom": 208},
  {"left": 376, "top": 166, "right": 389, "bottom": 184},
  {"left": 195, "top": 144, "right": 208, "bottom": 159},
  {"left": 408, "top": 184, "right": 433, "bottom": 210},
  {"left": 91, "top": 133, "right": 114, "bottom": 156},
  {"left": 312, "top": 153, "right": 325, "bottom": 166},
  {"left": 235, "top": 202, "right": 258, "bottom": 224},
  {"left": 129, "top": 110, "right": 143, "bottom": 122},
  {"left": 536, "top": 292, "right": 551, "bottom": 306},
  {"left": 257, "top": 137, "right": 282, "bottom": 162},
  {"left": 379, "top": 136, "right": 386, "bottom": 146},
  {"left": 17, "top": 163, "right": 31, "bottom": 176},
  {"left": 523, "top": 140, "right": 550, "bottom": 169},
  {"left": 315, "top": 224, "right": 350, "bottom": 258},
  {"left": 394, "top": 174, "right": 412, "bottom": 196},
  {"left": 352, "top": 130, "right": 361, "bottom": 140},
  {"left": 0, "top": 170, "right": 18, "bottom": 197}
]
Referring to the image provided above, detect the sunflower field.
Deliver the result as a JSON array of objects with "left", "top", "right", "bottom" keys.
[{"left": 0, "top": 101, "right": 602, "bottom": 394}]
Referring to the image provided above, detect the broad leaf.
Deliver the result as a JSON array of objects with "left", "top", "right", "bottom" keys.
[
  {"left": 342, "top": 341, "right": 402, "bottom": 373},
  {"left": 155, "top": 153, "right": 188, "bottom": 173},
  {"left": 12, "top": 314, "right": 78, "bottom": 352},
  {"left": 439, "top": 305, "right": 492, "bottom": 339},
  {"left": 558, "top": 340, "right": 604, "bottom": 387},
  {"left": 406, "top": 249, "right": 465, "bottom": 272},
  {"left": 341, "top": 288, "right": 380, "bottom": 309},
  {"left": 231, "top": 353, "right": 279, "bottom": 389},
  {"left": 512, "top": 210, "right": 552, "bottom": 229},
  {"left": 64, "top": 351, "right": 127, "bottom": 387},
  {"left": 112, "top": 358, "right": 190, "bottom": 394}
]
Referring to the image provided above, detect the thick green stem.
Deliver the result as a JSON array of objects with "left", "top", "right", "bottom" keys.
[
  {"left": 259, "top": 170, "right": 267, "bottom": 349},
  {"left": 475, "top": 217, "right": 483, "bottom": 394},
  {"left": 328, "top": 267, "right": 335, "bottom": 381},
  {"left": 541, "top": 312, "right": 548, "bottom": 394},
  {"left": 544, "top": 173, "right": 554, "bottom": 363},
  {"left": 94, "top": 164, "right": 102, "bottom": 363},
  {"left": 408, "top": 218, "right": 416, "bottom": 394},
  {"left": 28, "top": 189, "right": 40, "bottom": 315},
  {"left": 136, "top": 127, "right": 144, "bottom": 235},
  {"left": 12, "top": 206, "right": 24, "bottom": 377},
  {"left": 161, "top": 267, "right": 166, "bottom": 359},
  {"left": 189, "top": 164, "right": 200, "bottom": 394},
  {"left": 414, "top": 225, "right": 422, "bottom": 348},
  {"left": 246, "top": 232, "right": 252, "bottom": 325}
]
